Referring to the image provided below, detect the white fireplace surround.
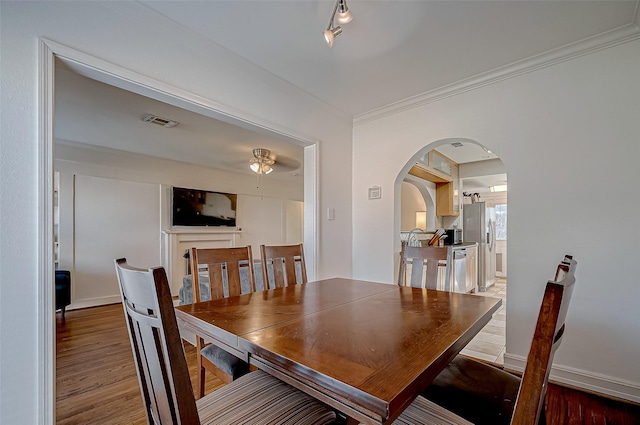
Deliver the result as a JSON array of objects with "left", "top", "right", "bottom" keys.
[{"left": 162, "top": 227, "right": 242, "bottom": 295}]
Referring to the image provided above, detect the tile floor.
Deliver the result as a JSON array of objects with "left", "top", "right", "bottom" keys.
[{"left": 460, "top": 277, "right": 507, "bottom": 365}]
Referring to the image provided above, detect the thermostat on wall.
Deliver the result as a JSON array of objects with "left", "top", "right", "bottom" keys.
[{"left": 368, "top": 186, "right": 382, "bottom": 200}]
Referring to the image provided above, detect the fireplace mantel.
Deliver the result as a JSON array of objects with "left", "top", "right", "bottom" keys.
[
  {"left": 162, "top": 228, "right": 241, "bottom": 295},
  {"left": 163, "top": 227, "right": 242, "bottom": 235}
]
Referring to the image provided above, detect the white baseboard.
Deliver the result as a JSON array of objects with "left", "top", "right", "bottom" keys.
[
  {"left": 67, "top": 295, "right": 122, "bottom": 311},
  {"left": 504, "top": 352, "right": 640, "bottom": 404}
]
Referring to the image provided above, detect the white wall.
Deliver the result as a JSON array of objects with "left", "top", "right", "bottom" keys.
[
  {"left": 353, "top": 39, "right": 640, "bottom": 401},
  {"left": 73, "top": 175, "right": 162, "bottom": 306},
  {"left": 2, "top": 2, "right": 639, "bottom": 422},
  {"left": 56, "top": 143, "right": 304, "bottom": 305},
  {"left": 0, "top": 2, "right": 352, "bottom": 423},
  {"left": 400, "top": 181, "right": 427, "bottom": 231}
]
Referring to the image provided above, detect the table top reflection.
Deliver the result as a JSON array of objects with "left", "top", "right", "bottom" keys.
[{"left": 175, "top": 277, "right": 501, "bottom": 424}]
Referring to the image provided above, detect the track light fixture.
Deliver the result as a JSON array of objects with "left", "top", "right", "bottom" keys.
[
  {"left": 323, "top": 0, "right": 353, "bottom": 48},
  {"left": 324, "top": 27, "right": 342, "bottom": 48},
  {"left": 336, "top": 0, "right": 353, "bottom": 24}
]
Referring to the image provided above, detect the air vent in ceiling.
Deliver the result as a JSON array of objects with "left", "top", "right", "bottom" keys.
[
  {"left": 450, "top": 141, "right": 464, "bottom": 148},
  {"left": 141, "top": 114, "right": 179, "bottom": 128}
]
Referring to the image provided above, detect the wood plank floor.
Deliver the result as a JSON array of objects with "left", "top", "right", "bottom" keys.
[
  {"left": 56, "top": 303, "right": 224, "bottom": 424},
  {"left": 56, "top": 303, "right": 640, "bottom": 424}
]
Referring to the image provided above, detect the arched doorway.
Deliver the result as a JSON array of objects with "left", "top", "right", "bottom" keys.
[
  {"left": 397, "top": 138, "right": 508, "bottom": 365},
  {"left": 400, "top": 176, "right": 436, "bottom": 246}
]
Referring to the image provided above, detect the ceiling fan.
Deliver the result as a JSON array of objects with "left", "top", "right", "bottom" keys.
[
  {"left": 248, "top": 148, "right": 301, "bottom": 175},
  {"left": 249, "top": 148, "right": 275, "bottom": 174}
]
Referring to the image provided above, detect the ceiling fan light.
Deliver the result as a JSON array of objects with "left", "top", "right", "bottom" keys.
[
  {"left": 250, "top": 147, "right": 276, "bottom": 174},
  {"left": 324, "top": 26, "right": 342, "bottom": 47}
]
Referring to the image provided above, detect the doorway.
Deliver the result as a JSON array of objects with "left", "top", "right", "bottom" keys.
[
  {"left": 40, "top": 41, "right": 319, "bottom": 421},
  {"left": 397, "top": 138, "right": 508, "bottom": 364}
]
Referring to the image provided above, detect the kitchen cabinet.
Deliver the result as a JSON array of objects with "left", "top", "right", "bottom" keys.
[
  {"left": 409, "top": 150, "right": 461, "bottom": 217},
  {"left": 465, "top": 244, "right": 478, "bottom": 293},
  {"left": 447, "top": 243, "right": 478, "bottom": 293},
  {"left": 436, "top": 182, "right": 458, "bottom": 216},
  {"left": 429, "top": 150, "right": 453, "bottom": 177},
  {"left": 435, "top": 162, "right": 460, "bottom": 216}
]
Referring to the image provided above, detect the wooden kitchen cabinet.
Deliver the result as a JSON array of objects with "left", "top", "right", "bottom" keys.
[
  {"left": 435, "top": 161, "right": 460, "bottom": 216},
  {"left": 436, "top": 181, "right": 459, "bottom": 216},
  {"left": 409, "top": 150, "right": 461, "bottom": 217}
]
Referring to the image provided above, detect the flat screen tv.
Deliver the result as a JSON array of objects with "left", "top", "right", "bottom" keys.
[{"left": 172, "top": 187, "right": 237, "bottom": 227}]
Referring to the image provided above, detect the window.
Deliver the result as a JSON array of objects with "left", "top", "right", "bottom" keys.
[{"left": 495, "top": 204, "right": 507, "bottom": 240}]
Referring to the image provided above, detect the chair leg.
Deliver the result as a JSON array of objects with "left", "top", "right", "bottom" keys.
[
  {"left": 198, "top": 365, "right": 206, "bottom": 399},
  {"left": 196, "top": 336, "right": 206, "bottom": 399}
]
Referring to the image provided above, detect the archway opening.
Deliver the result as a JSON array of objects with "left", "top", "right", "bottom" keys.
[{"left": 396, "top": 137, "right": 508, "bottom": 365}]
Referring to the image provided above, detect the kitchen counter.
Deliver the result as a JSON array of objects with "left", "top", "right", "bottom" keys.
[{"left": 448, "top": 242, "right": 477, "bottom": 249}]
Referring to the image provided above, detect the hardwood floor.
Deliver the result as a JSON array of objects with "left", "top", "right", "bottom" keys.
[
  {"left": 56, "top": 303, "right": 640, "bottom": 424},
  {"left": 56, "top": 303, "right": 224, "bottom": 424}
]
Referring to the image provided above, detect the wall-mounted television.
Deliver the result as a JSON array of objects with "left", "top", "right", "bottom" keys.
[{"left": 172, "top": 187, "right": 237, "bottom": 227}]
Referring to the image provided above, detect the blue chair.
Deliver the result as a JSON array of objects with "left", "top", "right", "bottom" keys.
[{"left": 55, "top": 270, "right": 71, "bottom": 317}]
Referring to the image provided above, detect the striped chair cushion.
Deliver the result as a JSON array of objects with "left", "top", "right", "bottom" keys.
[
  {"left": 196, "top": 370, "right": 336, "bottom": 425},
  {"left": 387, "top": 396, "right": 473, "bottom": 425}
]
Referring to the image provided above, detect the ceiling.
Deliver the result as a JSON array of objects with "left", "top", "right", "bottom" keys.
[
  {"left": 54, "top": 63, "right": 305, "bottom": 181},
  {"left": 141, "top": 0, "right": 638, "bottom": 116},
  {"left": 54, "top": 1, "right": 639, "bottom": 188}
]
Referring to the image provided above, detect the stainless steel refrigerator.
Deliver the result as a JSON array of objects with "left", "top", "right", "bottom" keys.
[{"left": 463, "top": 201, "right": 496, "bottom": 291}]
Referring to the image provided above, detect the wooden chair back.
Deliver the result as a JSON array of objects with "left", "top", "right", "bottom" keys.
[
  {"left": 190, "top": 246, "right": 256, "bottom": 302},
  {"left": 398, "top": 245, "right": 453, "bottom": 290},
  {"left": 114, "top": 258, "right": 199, "bottom": 424},
  {"left": 190, "top": 246, "right": 256, "bottom": 394},
  {"left": 260, "top": 244, "right": 307, "bottom": 289},
  {"left": 511, "top": 254, "right": 577, "bottom": 425}
]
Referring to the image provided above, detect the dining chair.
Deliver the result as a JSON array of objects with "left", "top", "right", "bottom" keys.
[
  {"left": 114, "top": 258, "right": 336, "bottom": 425},
  {"left": 260, "top": 243, "right": 307, "bottom": 289},
  {"left": 398, "top": 245, "right": 453, "bottom": 290},
  {"left": 388, "top": 254, "right": 577, "bottom": 425},
  {"left": 189, "top": 246, "right": 256, "bottom": 398}
]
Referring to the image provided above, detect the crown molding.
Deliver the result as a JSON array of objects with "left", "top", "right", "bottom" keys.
[{"left": 354, "top": 23, "right": 640, "bottom": 127}]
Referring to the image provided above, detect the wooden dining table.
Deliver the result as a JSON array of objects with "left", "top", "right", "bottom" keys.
[{"left": 175, "top": 278, "right": 502, "bottom": 425}]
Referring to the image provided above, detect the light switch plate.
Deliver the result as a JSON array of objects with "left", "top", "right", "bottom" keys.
[
  {"left": 368, "top": 186, "right": 382, "bottom": 200},
  {"left": 327, "top": 208, "right": 335, "bottom": 220}
]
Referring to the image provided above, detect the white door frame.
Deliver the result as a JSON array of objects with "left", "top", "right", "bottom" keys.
[{"left": 38, "top": 38, "right": 319, "bottom": 424}]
